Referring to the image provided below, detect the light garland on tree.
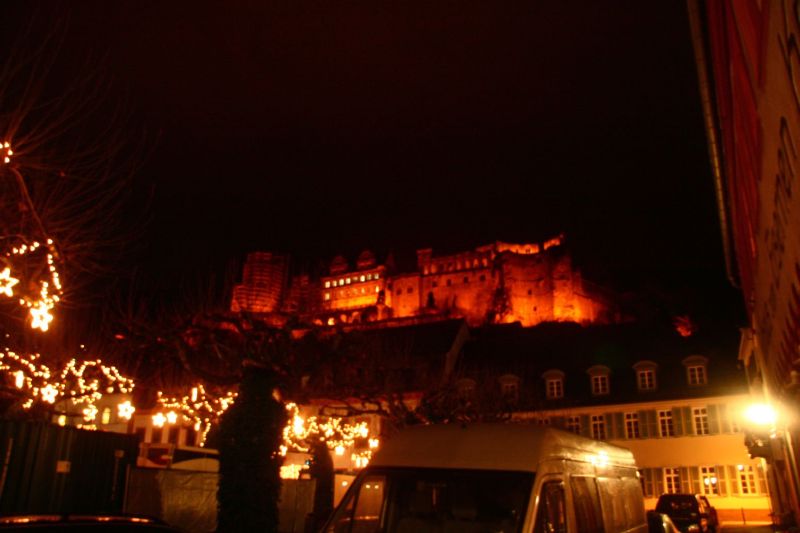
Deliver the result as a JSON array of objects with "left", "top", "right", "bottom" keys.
[
  {"left": 2, "top": 141, "right": 12, "bottom": 164},
  {"left": 2, "top": 353, "right": 379, "bottom": 474},
  {"left": 2, "top": 239, "right": 63, "bottom": 332},
  {"left": 280, "top": 402, "right": 378, "bottom": 476},
  {"left": 1, "top": 350, "right": 135, "bottom": 424},
  {"left": 156, "top": 384, "right": 238, "bottom": 446}
]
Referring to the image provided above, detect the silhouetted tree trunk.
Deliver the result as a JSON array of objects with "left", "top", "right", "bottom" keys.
[{"left": 217, "top": 363, "right": 286, "bottom": 533}]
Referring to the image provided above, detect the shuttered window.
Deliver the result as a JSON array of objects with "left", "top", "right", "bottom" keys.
[
  {"left": 591, "top": 415, "right": 606, "bottom": 440},
  {"left": 625, "top": 413, "right": 640, "bottom": 439},
  {"left": 664, "top": 468, "right": 680, "bottom": 494},
  {"left": 658, "top": 410, "right": 675, "bottom": 437},
  {"left": 700, "top": 466, "right": 720, "bottom": 495}
]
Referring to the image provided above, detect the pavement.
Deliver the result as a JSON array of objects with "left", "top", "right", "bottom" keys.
[{"left": 720, "top": 525, "right": 790, "bottom": 533}]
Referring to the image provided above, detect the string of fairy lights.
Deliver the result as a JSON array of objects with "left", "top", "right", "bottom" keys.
[
  {"left": 2, "top": 139, "right": 63, "bottom": 332},
  {"left": 1, "top": 351, "right": 380, "bottom": 472},
  {"left": 1, "top": 154, "right": 377, "bottom": 473},
  {"left": 2, "top": 239, "right": 63, "bottom": 332}
]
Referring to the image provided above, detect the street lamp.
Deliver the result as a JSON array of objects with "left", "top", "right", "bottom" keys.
[{"left": 742, "top": 403, "right": 779, "bottom": 460}]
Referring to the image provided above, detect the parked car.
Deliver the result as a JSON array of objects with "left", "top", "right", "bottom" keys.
[
  {"left": 647, "top": 510, "right": 681, "bottom": 532},
  {"left": 0, "top": 514, "right": 181, "bottom": 532},
  {"left": 654, "top": 494, "right": 719, "bottom": 533}
]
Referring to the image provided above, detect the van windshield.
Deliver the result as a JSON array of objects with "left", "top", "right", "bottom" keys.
[{"left": 325, "top": 467, "right": 534, "bottom": 533}]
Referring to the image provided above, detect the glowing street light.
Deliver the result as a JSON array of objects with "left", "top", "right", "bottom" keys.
[{"left": 743, "top": 403, "right": 778, "bottom": 429}]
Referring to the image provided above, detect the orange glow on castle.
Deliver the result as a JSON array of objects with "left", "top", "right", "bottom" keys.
[{"left": 231, "top": 235, "right": 615, "bottom": 327}]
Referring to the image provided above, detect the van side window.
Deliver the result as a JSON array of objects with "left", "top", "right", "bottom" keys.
[
  {"left": 325, "top": 474, "right": 386, "bottom": 533},
  {"left": 534, "top": 481, "right": 566, "bottom": 533},
  {"left": 571, "top": 476, "right": 604, "bottom": 533}
]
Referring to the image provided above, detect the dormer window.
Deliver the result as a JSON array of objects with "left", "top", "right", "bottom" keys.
[
  {"left": 542, "top": 369, "right": 565, "bottom": 400},
  {"left": 592, "top": 375, "right": 609, "bottom": 395},
  {"left": 633, "top": 360, "right": 658, "bottom": 391},
  {"left": 587, "top": 365, "right": 611, "bottom": 396},
  {"left": 498, "top": 374, "right": 520, "bottom": 403},
  {"left": 682, "top": 355, "right": 709, "bottom": 386},
  {"left": 688, "top": 365, "right": 706, "bottom": 385}
]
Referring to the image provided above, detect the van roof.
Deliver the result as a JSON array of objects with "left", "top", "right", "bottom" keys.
[{"left": 370, "top": 423, "right": 636, "bottom": 472}]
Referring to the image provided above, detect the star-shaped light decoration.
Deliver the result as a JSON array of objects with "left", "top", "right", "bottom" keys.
[
  {"left": 0, "top": 268, "right": 19, "bottom": 297},
  {"left": 117, "top": 401, "right": 135, "bottom": 420},
  {"left": 29, "top": 301, "right": 54, "bottom": 332}
]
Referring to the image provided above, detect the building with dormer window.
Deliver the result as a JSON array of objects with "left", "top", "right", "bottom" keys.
[{"left": 452, "top": 321, "right": 770, "bottom": 522}]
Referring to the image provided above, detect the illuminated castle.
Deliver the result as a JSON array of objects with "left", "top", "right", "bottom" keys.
[{"left": 231, "top": 235, "right": 615, "bottom": 327}]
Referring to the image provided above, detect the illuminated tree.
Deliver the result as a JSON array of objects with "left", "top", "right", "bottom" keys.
[{"left": 0, "top": 18, "right": 143, "bottom": 362}]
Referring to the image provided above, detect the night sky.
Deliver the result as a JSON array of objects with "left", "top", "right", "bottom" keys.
[{"left": 3, "top": 1, "right": 733, "bottom": 310}]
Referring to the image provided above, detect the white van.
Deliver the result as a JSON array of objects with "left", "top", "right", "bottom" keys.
[{"left": 323, "top": 423, "right": 647, "bottom": 533}]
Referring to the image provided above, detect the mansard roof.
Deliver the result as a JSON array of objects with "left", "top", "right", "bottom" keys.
[{"left": 456, "top": 321, "right": 745, "bottom": 408}]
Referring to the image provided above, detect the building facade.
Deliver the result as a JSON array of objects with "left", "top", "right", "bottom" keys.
[
  {"left": 690, "top": 0, "right": 800, "bottom": 524},
  {"left": 455, "top": 321, "right": 770, "bottom": 522}
]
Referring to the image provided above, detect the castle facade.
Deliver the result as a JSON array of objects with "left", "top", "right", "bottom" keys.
[{"left": 231, "top": 235, "right": 614, "bottom": 327}]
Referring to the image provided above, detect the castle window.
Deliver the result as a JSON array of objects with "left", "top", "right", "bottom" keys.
[
  {"left": 396, "top": 289, "right": 402, "bottom": 295},
  {"left": 406, "top": 287, "right": 413, "bottom": 294},
  {"left": 446, "top": 279, "right": 452, "bottom": 287},
  {"left": 374, "top": 273, "right": 380, "bottom": 279},
  {"left": 473, "top": 259, "right": 479, "bottom": 268},
  {"left": 482, "top": 258, "right": 488, "bottom": 267},
  {"left": 457, "top": 261, "right": 462, "bottom": 270},
  {"left": 463, "top": 277, "right": 469, "bottom": 284},
  {"left": 346, "top": 277, "right": 351, "bottom": 284},
  {"left": 367, "top": 273, "right": 373, "bottom": 280},
  {"left": 432, "top": 281, "right": 438, "bottom": 288},
  {"left": 375, "top": 286, "right": 380, "bottom": 293},
  {"left": 360, "top": 275, "right": 365, "bottom": 282},
  {"left": 325, "top": 281, "right": 331, "bottom": 288},
  {"left": 527, "top": 289, "right": 532, "bottom": 295},
  {"left": 324, "top": 292, "right": 331, "bottom": 301},
  {"left": 339, "top": 278, "right": 344, "bottom": 286},
  {"left": 682, "top": 355, "right": 708, "bottom": 386},
  {"left": 431, "top": 265, "right": 437, "bottom": 273},
  {"left": 479, "top": 274, "right": 486, "bottom": 282}
]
